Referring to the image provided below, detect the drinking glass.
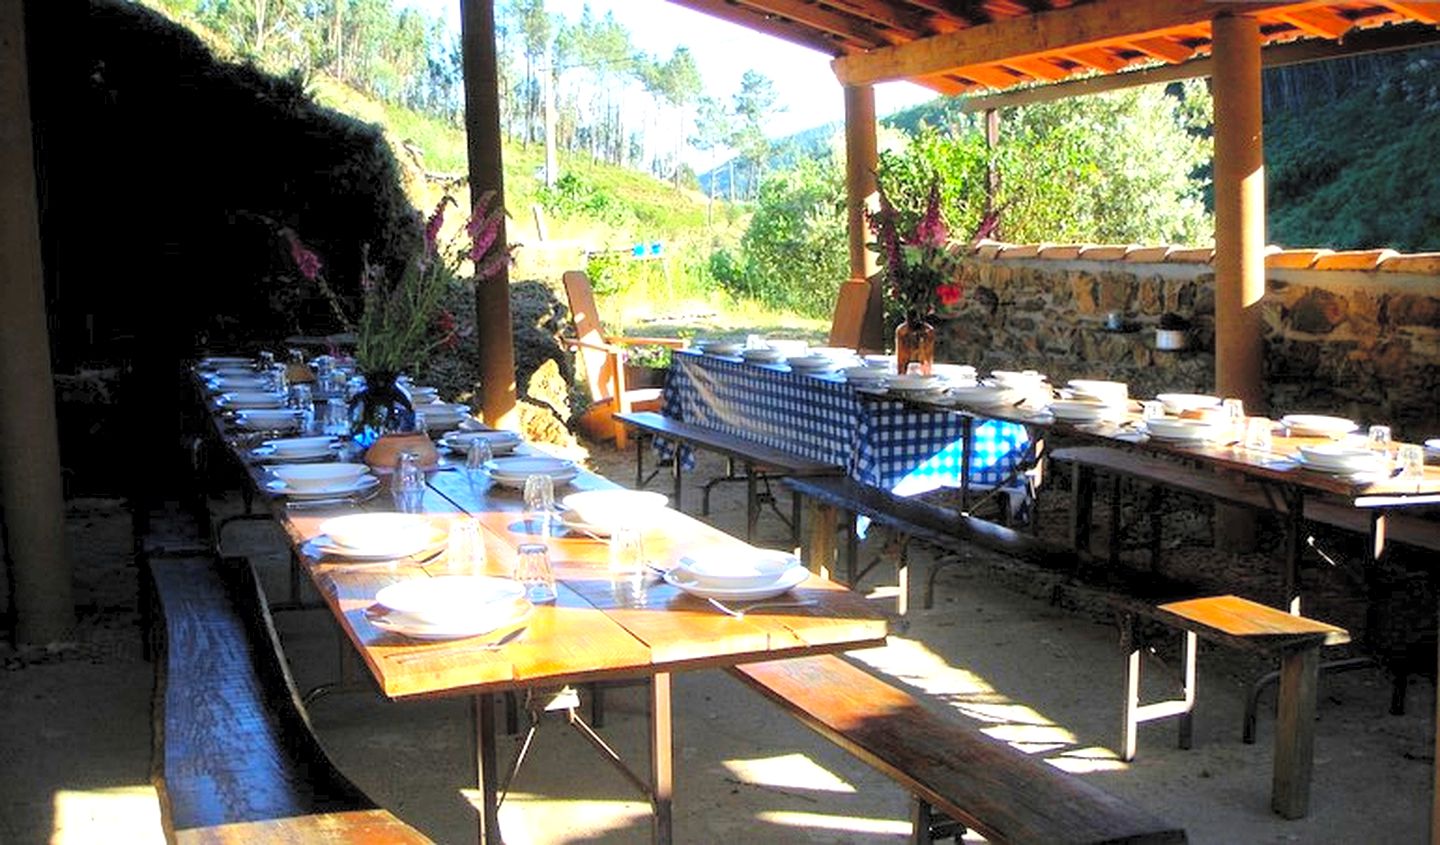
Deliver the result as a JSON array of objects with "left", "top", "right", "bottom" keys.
[
  {"left": 1368, "top": 425, "right": 1393, "bottom": 457},
  {"left": 514, "top": 542, "right": 557, "bottom": 603},
  {"left": 1398, "top": 444, "right": 1425, "bottom": 481},
  {"left": 1244, "top": 417, "right": 1273, "bottom": 453},
  {"left": 609, "top": 524, "right": 645, "bottom": 576},
  {"left": 523, "top": 474, "right": 555, "bottom": 535},
  {"left": 465, "top": 439, "right": 494, "bottom": 487},
  {"left": 392, "top": 451, "right": 426, "bottom": 514},
  {"left": 1141, "top": 400, "right": 1166, "bottom": 421},
  {"left": 446, "top": 517, "right": 486, "bottom": 575},
  {"left": 321, "top": 399, "right": 350, "bottom": 437}
]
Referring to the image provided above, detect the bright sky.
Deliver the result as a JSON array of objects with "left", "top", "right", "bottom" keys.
[{"left": 402, "top": 0, "right": 936, "bottom": 139}]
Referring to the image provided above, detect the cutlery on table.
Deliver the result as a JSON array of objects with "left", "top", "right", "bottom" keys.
[
  {"left": 706, "top": 597, "right": 816, "bottom": 619},
  {"left": 388, "top": 626, "right": 528, "bottom": 662}
]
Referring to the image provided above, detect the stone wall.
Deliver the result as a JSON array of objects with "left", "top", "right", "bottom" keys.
[{"left": 937, "top": 245, "right": 1440, "bottom": 439}]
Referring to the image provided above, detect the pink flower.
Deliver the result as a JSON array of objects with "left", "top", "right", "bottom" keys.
[
  {"left": 912, "top": 180, "right": 948, "bottom": 247},
  {"left": 424, "top": 196, "right": 452, "bottom": 255},
  {"left": 284, "top": 230, "right": 322, "bottom": 281}
]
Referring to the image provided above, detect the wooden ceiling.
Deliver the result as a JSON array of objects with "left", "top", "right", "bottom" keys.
[{"left": 664, "top": 0, "right": 1440, "bottom": 94}]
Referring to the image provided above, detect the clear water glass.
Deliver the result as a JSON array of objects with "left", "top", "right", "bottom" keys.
[
  {"left": 446, "top": 517, "right": 486, "bottom": 575},
  {"left": 1368, "top": 425, "right": 1393, "bottom": 456},
  {"left": 321, "top": 399, "right": 350, "bottom": 437},
  {"left": 1141, "top": 400, "right": 1166, "bottom": 421},
  {"left": 1398, "top": 444, "right": 1425, "bottom": 481},
  {"left": 392, "top": 451, "right": 426, "bottom": 513},
  {"left": 1244, "top": 417, "right": 1273, "bottom": 453},
  {"left": 523, "top": 474, "right": 555, "bottom": 535},
  {"left": 465, "top": 439, "right": 494, "bottom": 486},
  {"left": 609, "top": 524, "right": 645, "bottom": 576},
  {"left": 514, "top": 542, "right": 557, "bottom": 603}
]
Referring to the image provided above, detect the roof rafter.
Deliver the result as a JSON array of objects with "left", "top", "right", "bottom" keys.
[
  {"left": 822, "top": 0, "right": 933, "bottom": 37},
  {"left": 664, "top": 0, "right": 852, "bottom": 55},
  {"left": 733, "top": 0, "right": 895, "bottom": 47},
  {"left": 831, "top": 0, "right": 1298, "bottom": 87},
  {"left": 1375, "top": 1, "right": 1440, "bottom": 24}
]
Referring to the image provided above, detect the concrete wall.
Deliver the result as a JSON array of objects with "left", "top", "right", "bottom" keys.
[{"left": 938, "top": 245, "right": 1440, "bottom": 439}]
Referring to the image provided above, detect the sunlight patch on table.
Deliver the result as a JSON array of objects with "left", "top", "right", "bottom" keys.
[
  {"left": 1046, "top": 745, "right": 1128, "bottom": 774},
  {"left": 52, "top": 786, "right": 164, "bottom": 845},
  {"left": 756, "top": 810, "right": 911, "bottom": 836},
  {"left": 722, "top": 753, "right": 857, "bottom": 793}
]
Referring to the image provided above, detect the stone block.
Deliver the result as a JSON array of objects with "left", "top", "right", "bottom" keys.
[
  {"left": 1097, "top": 273, "right": 1133, "bottom": 312},
  {"left": 1378, "top": 252, "right": 1440, "bottom": 274},
  {"left": 1071, "top": 273, "right": 1099, "bottom": 314},
  {"left": 1288, "top": 288, "right": 1348, "bottom": 334},
  {"left": 1387, "top": 293, "right": 1440, "bottom": 329}
]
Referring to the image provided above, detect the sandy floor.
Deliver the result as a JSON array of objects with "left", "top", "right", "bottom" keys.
[{"left": 0, "top": 439, "right": 1434, "bottom": 844}]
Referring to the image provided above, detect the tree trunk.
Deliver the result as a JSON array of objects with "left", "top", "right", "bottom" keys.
[{"left": 543, "top": 63, "right": 557, "bottom": 187}]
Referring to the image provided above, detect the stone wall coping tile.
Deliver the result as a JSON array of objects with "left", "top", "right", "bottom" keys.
[
  {"left": 1266, "top": 248, "right": 1332, "bottom": 269},
  {"left": 1312, "top": 249, "right": 1398, "bottom": 270},
  {"left": 1165, "top": 247, "right": 1215, "bottom": 264},
  {"left": 1378, "top": 252, "right": 1440, "bottom": 274},
  {"left": 997, "top": 243, "right": 1046, "bottom": 260},
  {"left": 1124, "top": 246, "right": 1173, "bottom": 263},
  {"left": 973, "top": 239, "right": 1009, "bottom": 260},
  {"left": 1038, "top": 244, "right": 1086, "bottom": 260},
  {"left": 1078, "top": 244, "right": 1136, "bottom": 260}
]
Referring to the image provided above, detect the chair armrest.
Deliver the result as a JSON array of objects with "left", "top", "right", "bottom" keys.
[{"left": 603, "top": 336, "right": 689, "bottom": 349}]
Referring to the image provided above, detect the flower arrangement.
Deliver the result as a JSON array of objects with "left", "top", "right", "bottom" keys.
[
  {"left": 283, "top": 191, "right": 511, "bottom": 376},
  {"left": 867, "top": 176, "right": 999, "bottom": 323}
]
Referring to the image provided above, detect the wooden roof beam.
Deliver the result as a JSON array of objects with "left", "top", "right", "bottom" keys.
[
  {"left": 823, "top": 0, "right": 934, "bottom": 37},
  {"left": 734, "top": 0, "right": 895, "bottom": 47},
  {"left": 832, "top": 0, "right": 1299, "bottom": 87},
  {"left": 1374, "top": 1, "right": 1440, "bottom": 24},
  {"left": 960, "top": 62, "right": 1028, "bottom": 87},
  {"left": 1125, "top": 36, "right": 1197, "bottom": 64},
  {"left": 1004, "top": 55, "right": 1072, "bottom": 80},
  {"left": 663, "top": 0, "right": 854, "bottom": 54},
  {"left": 1062, "top": 45, "right": 1133, "bottom": 73},
  {"left": 1272, "top": 8, "right": 1354, "bottom": 39}
]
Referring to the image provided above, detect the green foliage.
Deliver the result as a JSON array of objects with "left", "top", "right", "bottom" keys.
[
  {"left": 1266, "top": 51, "right": 1440, "bottom": 251},
  {"left": 710, "top": 157, "right": 848, "bottom": 318},
  {"left": 537, "top": 172, "right": 629, "bottom": 225}
]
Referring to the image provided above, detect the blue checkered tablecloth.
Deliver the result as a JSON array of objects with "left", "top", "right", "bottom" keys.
[{"left": 661, "top": 351, "right": 1029, "bottom": 495}]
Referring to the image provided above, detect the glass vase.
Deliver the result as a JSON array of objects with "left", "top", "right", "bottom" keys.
[
  {"left": 348, "top": 371, "right": 416, "bottom": 447},
  {"left": 895, "top": 319, "right": 936, "bottom": 376}
]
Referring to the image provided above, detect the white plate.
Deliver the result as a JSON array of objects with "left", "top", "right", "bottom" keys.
[
  {"left": 488, "top": 469, "right": 578, "bottom": 490},
  {"left": 1157, "top": 393, "right": 1222, "bottom": 415},
  {"left": 302, "top": 531, "right": 446, "bottom": 562},
  {"left": 485, "top": 456, "right": 575, "bottom": 476},
  {"left": 663, "top": 564, "right": 808, "bottom": 601},
  {"left": 265, "top": 474, "right": 380, "bottom": 499},
  {"left": 679, "top": 549, "right": 800, "bottom": 589},
  {"left": 1282, "top": 415, "right": 1357, "bottom": 438},
  {"left": 559, "top": 510, "right": 610, "bottom": 537},
  {"left": 702, "top": 342, "right": 744, "bottom": 356},
  {"left": 251, "top": 444, "right": 340, "bottom": 462},
  {"left": 200, "top": 356, "right": 253, "bottom": 366},
  {"left": 377, "top": 575, "right": 526, "bottom": 621},
  {"left": 1426, "top": 439, "right": 1440, "bottom": 456},
  {"left": 235, "top": 410, "right": 303, "bottom": 430},
  {"left": 740, "top": 348, "right": 786, "bottom": 364},
  {"left": 1048, "top": 400, "right": 1109, "bottom": 422},
  {"left": 1291, "top": 452, "right": 1387, "bottom": 477},
  {"left": 367, "top": 600, "right": 531, "bottom": 641}
]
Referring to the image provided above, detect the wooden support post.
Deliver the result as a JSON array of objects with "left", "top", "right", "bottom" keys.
[
  {"left": 844, "top": 84, "right": 883, "bottom": 353},
  {"left": 1272, "top": 643, "right": 1320, "bottom": 819},
  {"left": 1211, "top": 13, "right": 1267, "bottom": 412},
  {"left": 461, "top": 0, "right": 519, "bottom": 431},
  {"left": 984, "top": 108, "right": 1001, "bottom": 238},
  {"left": 0, "top": 0, "right": 74, "bottom": 644}
]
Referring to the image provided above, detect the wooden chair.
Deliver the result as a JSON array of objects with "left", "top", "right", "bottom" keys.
[
  {"left": 829, "top": 279, "right": 871, "bottom": 349},
  {"left": 563, "top": 270, "right": 686, "bottom": 449}
]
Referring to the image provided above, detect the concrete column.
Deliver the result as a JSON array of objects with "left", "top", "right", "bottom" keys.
[
  {"left": 1, "top": 0, "right": 73, "bottom": 643},
  {"left": 460, "top": 0, "right": 519, "bottom": 430},
  {"left": 1211, "top": 13, "right": 1267, "bottom": 412},
  {"left": 844, "top": 84, "right": 884, "bottom": 352}
]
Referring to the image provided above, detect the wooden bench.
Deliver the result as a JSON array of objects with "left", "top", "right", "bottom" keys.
[
  {"left": 785, "top": 474, "right": 1077, "bottom": 614},
  {"left": 1116, "top": 594, "right": 1349, "bottom": 820},
  {"left": 615, "top": 410, "right": 842, "bottom": 542},
  {"left": 146, "top": 555, "right": 432, "bottom": 844},
  {"left": 730, "top": 654, "right": 1188, "bottom": 844}
]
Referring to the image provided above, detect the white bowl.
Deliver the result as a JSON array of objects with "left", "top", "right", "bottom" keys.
[
  {"left": 741, "top": 347, "right": 786, "bottom": 364},
  {"left": 1156, "top": 393, "right": 1222, "bottom": 415},
  {"left": 208, "top": 375, "right": 270, "bottom": 392},
  {"left": 321, "top": 512, "right": 437, "bottom": 554},
  {"left": 222, "top": 391, "right": 286, "bottom": 409},
  {"left": 991, "top": 369, "right": 1046, "bottom": 388},
  {"left": 1296, "top": 444, "right": 1383, "bottom": 472},
  {"left": 271, "top": 462, "right": 369, "bottom": 491},
  {"left": 561, "top": 490, "right": 668, "bottom": 532},
  {"left": 266, "top": 436, "right": 338, "bottom": 456},
  {"left": 1282, "top": 414, "right": 1357, "bottom": 438},
  {"left": 1067, "top": 379, "right": 1129, "bottom": 406},
  {"left": 442, "top": 430, "right": 522, "bottom": 453},
  {"left": 808, "top": 346, "right": 857, "bottom": 361},
  {"left": 948, "top": 383, "right": 1021, "bottom": 408},
  {"left": 787, "top": 355, "right": 836, "bottom": 371},
  {"left": 931, "top": 363, "right": 978, "bottom": 383},
  {"left": 701, "top": 341, "right": 743, "bottom": 356},
  {"left": 236, "top": 409, "right": 302, "bottom": 429},
  {"left": 862, "top": 354, "right": 896, "bottom": 370},
  {"left": 764, "top": 339, "right": 809, "bottom": 357},
  {"left": 841, "top": 366, "right": 887, "bottom": 384},
  {"left": 484, "top": 456, "right": 576, "bottom": 479},
  {"left": 406, "top": 386, "right": 440, "bottom": 403},
  {"left": 679, "top": 549, "right": 800, "bottom": 589},
  {"left": 887, "top": 374, "right": 945, "bottom": 393}
]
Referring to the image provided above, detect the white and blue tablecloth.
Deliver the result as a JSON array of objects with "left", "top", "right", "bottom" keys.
[{"left": 661, "top": 351, "right": 1030, "bottom": 497}]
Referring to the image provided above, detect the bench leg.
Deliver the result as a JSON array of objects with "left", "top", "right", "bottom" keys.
[
  {"left": 745, "top": 464, "right": 758, "bottom": 542},
  {"left": 1107, "top": 475, "right": 1123, "bottom": 567},
  {"left": 1070, "top": 463, "right": 1094, "bottom": 558},
  {"left": 672, "top": 447, "right": 683, "bottom": 511},
  {"left": 1122, "top": 615, "right": 1141, "bottom": 762},
  {"left": 1121, "top": 620, "right": 1196, "bottom": 762},
  {"left": 1179, "top": 630, "right": 1196, "bottom": 751},
  {"left": 897, "top": 539, "right": 911, "bottom": 617},
  {"left": 910, "top": 797, "right": 935, "bottom": 845},
  {"left": 635, "top": 433, "right": 645, "bottom": 489},
  {"left": 1272, "top": 643, "right": 1320, "bottom": 819},
  {"left": 804, "top": 499, "right": 839, "bottom": 580}
]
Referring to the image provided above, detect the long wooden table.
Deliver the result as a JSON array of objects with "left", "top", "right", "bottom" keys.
[{"left": 202, "top": 393, "right": 889, "bottom": 843}]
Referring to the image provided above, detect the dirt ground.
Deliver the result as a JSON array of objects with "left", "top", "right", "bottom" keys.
[{"left": 0, "top": 437, "right": 1435, "bottom": 844}]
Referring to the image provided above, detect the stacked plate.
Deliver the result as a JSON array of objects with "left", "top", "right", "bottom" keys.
[
  {"left": 266, "top": 463, "right": 378, "bottom": 499},
  {"left": 664, "top": 548, "right": 807, "bottom": 600},
  {"left": 370, "top": 575, "right": 530, "bottom": 640},
  {"left": 314, "top": 513, "right": 447, "bottom": 559},
  {"left": 406, "top": 385, "right": 440, "bottom": 404},
  {"left": 1157, "top": 393, "right": 1221, "bottom": 416},
  {"left": 696, "top": 339, "right": 743, "bottom": 356},
  {"left": 841, "top": 366, "right": 887, "bottom": 387},
  {"left": 416, "top": 402, "right": 471, "bottom": 431},
  {"left": 217, "top": 390, "right": 286, "bottom": 409},
  {"left": 932, "top": 363, "right": 978, "bottom": 384},
  {"left": 206, "top": 374, "right": 271, "bottom": 393},
  {"left": 200, "top": 356, "right": 253, "bottom": 368},
  {"left": 483, "top": 455, "right": 579, "bottom": 489},
  {"left": 234, "top": 408, "right": 304, "bottom": 431},
  {"left": 947, "top": 382, "right": 1022, "bottom": 409},
  {"left": 1281, "top": 414, "right": 1357, "bottom": 438},
  {"left": 1426, "top": 439, "right": 1440, "bottom": 460},
  {"left": 787, "top": 355, "right": 838, "bottom": 374},
  {"left": 765, "top": 338, "right": 809, "bottom": 358},
  {"left": 862, "top": 354, "right": 895, "bottom": 370},
  {"left": 439, "top": 429, "right": 522, "bottom": 455},
  {"left": 740, "top": 347, "right": 786, "bottom": 364},
  {"left": 887, "top": 374, "right": 946, "bottom": 397},
  {"left": 1068, "top": 379, "right": 1129, "bottom": 408},
  {"left": 1293, "top": 444, "right": 1386, "bottom": 475},
  {"left": 560, "top": 489, "right": 668, "bottom": 536},
  {"left": 1047, "top": 398, "right": 1110, "bottom": 423},
  {"left": 1143, "top": 417, "right": 1218, "bottom": 443},
  {"left": 253, "top": 435, "right": 342, "bottom": 462}
]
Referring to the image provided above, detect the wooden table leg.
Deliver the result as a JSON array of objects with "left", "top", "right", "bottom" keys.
[
  {"left": 959, "top": 416, "right": 973, "bottom": 514},
  {"left": 650, "top": 672, "right": 673, "bottom": 844},
  {"left": 804, "top": 499, "right": 838, "bottom": 580},
  {"left": 1070, "top": 463, "right": 1095, "bottom": 557},
  {"left": 1272, "top": 643, "right": 1319, "bottom": 819},
  {"left": 473, "top": 693, "right": 501, "bottom": 843}
]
